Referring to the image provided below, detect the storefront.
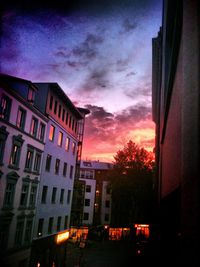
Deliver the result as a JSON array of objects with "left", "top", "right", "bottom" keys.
[{"left": 29, "top": 230, "right": 69, "bottom": 267}]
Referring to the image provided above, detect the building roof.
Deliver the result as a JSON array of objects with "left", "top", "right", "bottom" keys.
[{"left": 80, "top": 160, "right": 113, "bottom": 170}]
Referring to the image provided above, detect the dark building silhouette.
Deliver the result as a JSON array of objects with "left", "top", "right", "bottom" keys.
[{"left": 152, "top": 0, "right": 200, "bottom": 266}]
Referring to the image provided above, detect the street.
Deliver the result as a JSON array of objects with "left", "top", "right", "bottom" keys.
[{"left": 66, "top": 239, "right": 159, "bottom": 267}]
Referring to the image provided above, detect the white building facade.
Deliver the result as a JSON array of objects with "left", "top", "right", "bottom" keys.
[{"left": 0, "top": 75, "right": 47, "bottom": 267}]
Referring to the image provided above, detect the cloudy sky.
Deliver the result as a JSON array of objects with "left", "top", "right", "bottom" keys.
[{"left": 1, "top": 0, "right": 162, "bottom": 162}]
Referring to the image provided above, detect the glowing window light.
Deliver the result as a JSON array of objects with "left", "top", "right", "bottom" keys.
[{"left": 56, "top": 231, "right": 69, "bottom": 244}]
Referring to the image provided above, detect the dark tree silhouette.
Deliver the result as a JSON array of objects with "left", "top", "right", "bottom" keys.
[{"left": 110, "top": 140, "right": 155, "bottom": 227}]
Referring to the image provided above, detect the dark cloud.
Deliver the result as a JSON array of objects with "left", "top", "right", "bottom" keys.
[
  {"left": 121, "top": 19, "right": 138, "bottom": 33},
  {"left": 81, "top": 67, "right": 110, "bottom": 92},
  {"left": 116, "top": 58, "right": 130, "bottom": 72},
  {"left": 84, "top": 104, "right": 151, "bottom": 145},
  {"left": 73, "top": 33, "right": 104, "bottom": 59},
  {"left": 126, "top": 71, "right": 137, "bottom": 77}
]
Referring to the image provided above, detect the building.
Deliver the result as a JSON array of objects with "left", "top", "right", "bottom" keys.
[
  {"left": 30, "top": 83, "right": 84, "bottom": 266},
  {"left": 152, "top": 0, "right": 200, "bottom": 265},
  {"left": 0, "top": 74, "right": 47, "bottom": 267},
  {"left": 79, "top": 160, "right": 113, "bottom": 227}
]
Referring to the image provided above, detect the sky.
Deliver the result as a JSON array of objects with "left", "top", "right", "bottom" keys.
[{"left": 1, "top": 0, "right": 162, "bottom": 162}]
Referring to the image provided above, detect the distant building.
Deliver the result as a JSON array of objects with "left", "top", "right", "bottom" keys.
[
  {"left": 76, "top": 160, "right": 113, "bottom": 227},
  {"left": 0, "top": 74, "right": 47, "bottom": 267},
  {"left": 152, "top": 0, "right": 200, "bottom": 265}
]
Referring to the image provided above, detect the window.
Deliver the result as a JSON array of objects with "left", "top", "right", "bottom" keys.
[
  {"left": 55, "top": 159, "right": 60, "bottom": 174},
  {"left": 37, "top": 218, "right": 44, "bottom": 237},
  {"left": 24, "top": 219, "right": 33, "bottom": 245},
  {"left": 49, "top": 125, "right": 55, "bottom": 141},
  {"left": 15, "top": 219, "right": 25, "bottom": 246},
  {"left": 67, "top": 190, "right": 71, "bottom": 204},
  {"left": 70, "top": 165, "right": 74, "bottom": 179},
  {"left": 0, "top": 126, "right": 9, "bottom": 164},
  {"left": 72, "top": 119, "right": 75, "bottom": 131},
  {"left": 75, "top": 121, "right": 78, "bottom": 133},
  {"left": 25, "top": 146, "right": 34, "bottom": 171},
  {"left": 64, "top": 215, "right": 68, "bottom": 229},
  {"left": 60, "top": 189, "right": 64, "bottom": 204},
  {"left": 28, "top": 88, "right": 35, "bottom": 103},
  {"left": 0, "top": 94, "right": 12, "bottom": 121},
  {"left": 69, "top": 116, "right": 72, "bottom": 128},
  {"left": 19, "top": 183, "right": 29, "bottom": 207},
  {"left": 30, "top": 117, "right": 38, "bottom": 137},
  {"left": 48, "top": 217, "right": 54, "bottom": 234},
  {"left": 41, "top": 185, "right": 48, "bottom": 203},
  {"left": 72, "top": 142, "right": 76, "bottom": 155},
  {"left": 105, "top": 200, "right": 110, "bottom": 208},
  {"left": 49, "top": 95, "right": 53, "bottom": 110},
  {"left": 65, "top": 137, "right": 70, "bottom": 151},
  {"left": 83, "top": 213, "right": 89, "bottom": 220},
  {"left": 62, "top": 109, "right": 65, "bottom": 122},
  {"left": 54, "top": 100, "right": 57, "bottom": 114},
  {"left": 38, "top": 123, "right": 45, "bottom": 142},
  {"left": 16, "top": 107, "right": 26, "bottom": 130},
  {"left": 106, "top": 186, "right": 111, "bottom": 194},
  {"left": 63, "top": 162, "right": 67, "bottom": 177},
  {"left": 58, "top": 104, "right": 61, "bottom": 118},
  {"left": 9, "top": 135, "right": 24, "bottom": 168},
  {"left": 57, "top": 216, "right": 61, "bottom": 231},
  {"left": 33, "top": 152, "right": 42, "bottom": 173},
  {"left": 51, "top": 187, "right": 57, "bottom": 203},
  {"left": 85, "top": 199, "right": 90, "bottom": 206},
  {"left": 65, "top": 112, "right": 69, "bottom": 125},
  {"left": 105, "top": 214, "right": 109, "bottom": 222},
  {"left": 29, "top": 184, "right": 37, "bottom": 207},
  {"left": 86, "top": 185, "right": 91, "bottom": 193},
  {"left": 4, "top": 182, "right": 16, "bottom": 207},
  {"left": 58, "top": 131, "right": 63, "bottom": 147},
  {"left": 45, "top": 154, "right": 52, "bottom": 172}
]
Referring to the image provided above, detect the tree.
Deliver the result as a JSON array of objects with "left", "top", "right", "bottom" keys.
[{"left": 110, "top": 140, "right": 155, "bottom": 227}]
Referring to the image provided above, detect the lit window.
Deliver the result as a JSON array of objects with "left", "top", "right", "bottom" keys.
[
  {"left": 9, "top": 135, "right": 24, "bottom": 168},
  {"left": 16, "top": 107, "right": 26, "bottom": 130},
  {"left": 0, "top": 94, "right": 12, "bottom": 121},
  {"left": 25, "top": 146, "right": 34, "bottom": 170},
  {"left": 49, "top": 125, "right": 55, "bottom": 141},
  {"left": 58, "top": 131, "right": 63, "bottom": 147},
  {"left": 30, "top": 117, "right": 38, "bottom": 137},
  {"left": 65, "top": 137, "right": 70, "bottom": 151},
  {"left": 33, "top": 152, "right": 42, "bottom": 173},
  {"left": 28, "top": 88, "right": 35, "bottom": 103},
  {"left": 38, "top": 123, "right": 45, "bottom": 142}
]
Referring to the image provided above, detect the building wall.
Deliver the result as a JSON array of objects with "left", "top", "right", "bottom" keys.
[{"left": 0, "top": 86, "right": 47, "bottom": 267}]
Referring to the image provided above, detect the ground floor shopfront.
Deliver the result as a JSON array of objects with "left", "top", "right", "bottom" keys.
[{"left": 29, "top": 230, "right": 69, "bottom": 267}]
